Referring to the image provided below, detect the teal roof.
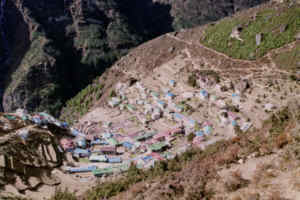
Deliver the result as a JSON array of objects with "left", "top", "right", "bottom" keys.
[
  {"left": 92, "top": 168, "right": 114, "bottom": 176},
  {"left": 150, "top": 142, "right": 168, "bottom": 151},
  {"left": 134, "top": 131, "right": 155, "bottom": 141},
  {"left": 107, "top": 138, "right": 119, "bottom": 146}
]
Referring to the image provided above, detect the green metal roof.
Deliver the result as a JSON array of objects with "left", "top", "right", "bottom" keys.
[
  {"left": 134, "top": 131, "right": 156, "bottom": 141},
  {"left": 127, "top": 104, "right": 136, "bottom": 110},
  {"left": 92, "top": 167, "right": 114, "bottom": 176},
  {"left": 107, "top": 138, "right": 119, "bottom": 146},
  {"left": 150, "top": 142, "right": 168, "bottom": 151}
]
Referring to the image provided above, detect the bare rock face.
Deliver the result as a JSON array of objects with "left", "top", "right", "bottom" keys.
[
  {"left": 230, "top": 26, "right": 244, "bottom": 41},
  {"left": 256, "top": 33, "right": 262, "bottom": 46},
  {"left": 0, "top": 113, "right": 64, "bottom": 192},
  {"left": 295, "top": 32, "right": 300, "bottom": 40},
  {"left": 235, "top": 79, "right": 250, "bottom": 94}
]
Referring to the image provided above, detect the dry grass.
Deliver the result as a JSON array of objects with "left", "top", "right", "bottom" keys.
[
  {"left": 252, "top": 162, "right": 276, "bottom": 184},
  {"left": 267, "top": 191, "right": 291, "bottom": 200},
  {"left": 224, "top": 170, "right": 249, "bottom": 192},
  {"left": 275, "top": 133, "right": 290, "bottom": 149}
]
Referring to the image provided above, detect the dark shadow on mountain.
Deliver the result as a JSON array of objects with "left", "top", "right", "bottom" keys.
[
  {"left": 0, "top": 0, "right": 31, "bottom": 112},
  {"left": 117, "top": 0, "right": 174, "bottom": 39}
]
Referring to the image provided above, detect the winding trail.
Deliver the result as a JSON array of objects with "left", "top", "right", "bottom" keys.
[
  {"left": 166, "top": 33, "right": 256, "bottom": 66},
  {"left": 166, "top": 33, "right": 293, "bottom": 76}
]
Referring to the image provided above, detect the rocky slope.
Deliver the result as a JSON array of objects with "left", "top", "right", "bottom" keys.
[
  {"left": 0, "top": 111, "right": 67, "bottom": 195},
  {"left": 0, "top": 0, "right": 268, "bottom": 116},
  {"left": 61, "top": 0, "right": 300, "bottom": 123}
]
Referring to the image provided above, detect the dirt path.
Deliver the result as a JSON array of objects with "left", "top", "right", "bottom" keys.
[
  {"left": 166, "top": 33, "right": 294, "bottom": 76},
  {"left": 166, "top": 33, "right": 256, "bottom": 65}
]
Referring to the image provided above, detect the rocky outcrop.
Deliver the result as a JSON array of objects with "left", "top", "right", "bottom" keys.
[{"left": 0, "top": 112, "right": 66, "bottom": 192}]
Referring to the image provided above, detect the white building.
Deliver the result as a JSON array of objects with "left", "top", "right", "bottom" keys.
[
  {"left": 182, "top": 92, "right": 194, "bottom": 99},
  {"left": 151, "top": 112, "right": 161, "bottom": 120},
  {"left": 108, "top": 97, "right": 121, "bottom": 108}
]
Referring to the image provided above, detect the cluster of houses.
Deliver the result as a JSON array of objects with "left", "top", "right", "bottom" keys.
[
  {"left": 9, "top": 108, "right": 189, "bottom": 177},
  {"left": 110, "top": 81, "right": 203, "bottom": 126},
  {"left": 9, "top": 77, "right": 257, "bottom": 178},
  {"left": 60, "top": 126, "right": 186, "bottom": 177},
  {"left": 106, "top": 79, "right": 257, "bottom": 148}
]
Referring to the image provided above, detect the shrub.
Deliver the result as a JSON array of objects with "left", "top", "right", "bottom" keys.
[
  {"left": 202, "top": 5, "right": 300, "bottom": 60},
  {"left": 109, "top": 90, "right": 117, "bottom": 97},
  {"left": 187, "top": 133, "right": 196, "bottom": 142},
  {"left": 269, "top": 108, "right": 291, "bottom": 136},
  {"left": 225, "top": 170, "right": 249, "bottom": 192},
  {"left": 49, "top": 188, "right": 77, "bottom": 200},
  {"left": 188, "top": 74, "right": 198, "bottom": 88}
]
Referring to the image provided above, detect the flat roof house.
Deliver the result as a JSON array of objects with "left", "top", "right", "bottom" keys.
[
  {"left": 156, "top": 100, "right": 167, "bottom": 109},
  {"left": 150, "top": 142, "right": 169, "bottom": 152},
  {"left": 198, "top": 90, "right": 209, "bottom": 100},
  {"left": 169, "top": 80, "right": 176, "bottom": 87},
  {"left": 99, "top": 146, "right": 117, "bottom": 155},
  {"left": 73, "top": 148, "right": 91, "bottom": 158},
  {"left": 92, "top": 167, "right": 114, "bottom": 177},
  {"left": 166, "top": 92, "right": 175, "bottom": 101},
  {"left": 89, "top": 154, "right": 108, "bottom": 162},
  {"left": 174, "top": 113, "right": 184, "bottom": 122},
  {"left": 65, "top": 165, "right": 97, "bottom": 173}
]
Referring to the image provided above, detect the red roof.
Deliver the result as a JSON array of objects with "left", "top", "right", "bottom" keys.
[
  {"left": 60, "top": 138, "right": 74, "bottom": 150},
  {"left": 170, "top": 128, "right": 183, "bottom": 135},
  {"left": 150, "top": 152, "right": 164, "bottom": 160},
  {"left": 100, "top": 146, "right": 116, "bottom": 152}
]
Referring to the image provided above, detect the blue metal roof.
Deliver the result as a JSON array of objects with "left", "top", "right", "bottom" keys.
[
  {"left": 195, "top": 131, "right": 204, "bottom": 136},
  {"left": 108, "top": 157, "right": 122, "bottom": 163},
  {"left": 189, "top": 119, "right": 196, "bottom": 124},
  {"left": 123, "top": 142, "right": 133, "bottom": 149},
  {"left": 204, "top": 126, "right": 212, "bottom": 134},
  {"left": 174, "top": 113, "right": 183, "bottom": 119},
  {"left": 157, "top": 100, "right": 166, "bottom": 105},
  {"left": 200, "top": 90, "right": 208, "bottom": 96},
  {"left": 67, "top": 165, "right": 97, "bottom": 173},
  {"left": 166, "top": 92, "right": 175, "bottom": 97},
  {"left": 91, "top": 139, "right": 109, "bottom": 145},
  {"left": 142, "top": 155, "right": 153, "bottom": 162}
]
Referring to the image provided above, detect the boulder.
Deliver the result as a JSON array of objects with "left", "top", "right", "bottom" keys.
[
  {"left": 230, "top": 26, "right": 244, "bottom": 41},
  {"left": 235, "top": 79, "right": 250, "bottom": 93},
  {"left": 256, "top": 33, "right": 262, "bottom": 46},
  {"left": 295, "top": 32, "right": 300, "bottom": 40},
  {"left": 0, "top": 112, "right": 66, "bottom": 192}
]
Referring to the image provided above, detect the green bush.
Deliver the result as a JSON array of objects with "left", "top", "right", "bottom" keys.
[
  {"left": 84, "top": 148, "right": 200, "bottom": 199},
  {"left": 49, "top": 188, "right": 77, "bottom": 200},
  {"left": 187, "top": 133, "right": 196, "bottom": 142},
  {"left": 269, "top": 107, "right": 291, "bottom": 137},
  {"left": 273, "top": 46, "right": 300, "bottom": 72},
  {"left": 61, "top": 80, "right": 105, "bottom": 123}
]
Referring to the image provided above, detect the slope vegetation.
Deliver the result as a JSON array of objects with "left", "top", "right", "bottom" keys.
[
  {"left": 1, "top": 0, "right": 268, "bottom": 116},
  {"left": 61, "top": 0, "right": 300, "bottom": 123}
]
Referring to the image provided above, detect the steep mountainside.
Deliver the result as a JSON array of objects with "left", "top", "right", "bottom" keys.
[
  {"left": 63, "top": 1, "right": 299, "bottom": 200},
  {"left": 61, "top": 0, "right": 300, "bottom": 123},
  {"left": 0, "top": 0, "right": 268, "bottom": 116},
  {"left": 0, "top": 1, "right": 299, "bottom": 200}
]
